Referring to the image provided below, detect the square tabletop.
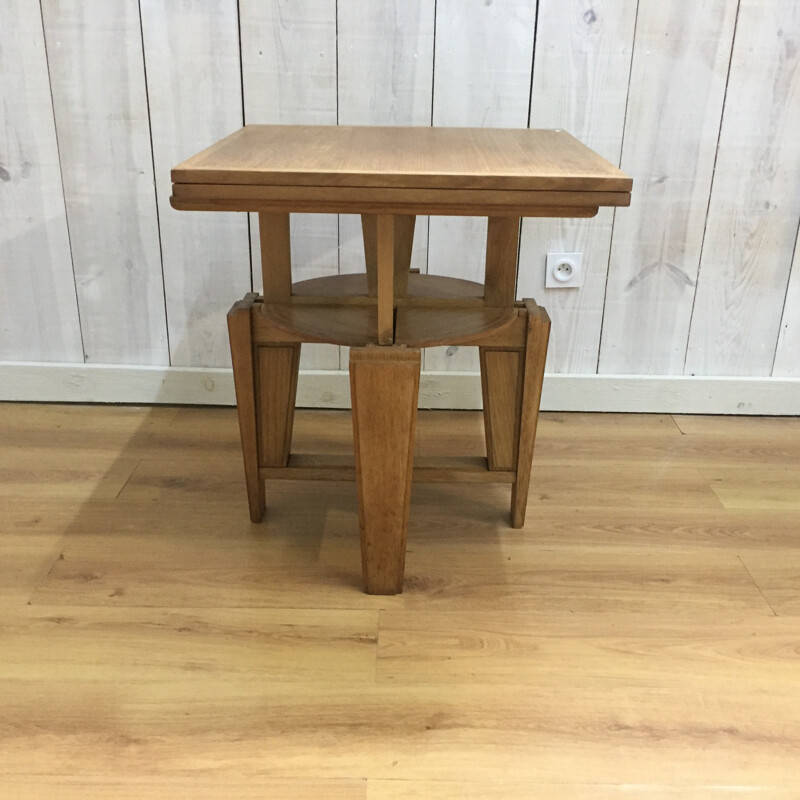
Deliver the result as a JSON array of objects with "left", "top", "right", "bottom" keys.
[{"left": 170, "top": 125, "right": 631, "bottom": 216}]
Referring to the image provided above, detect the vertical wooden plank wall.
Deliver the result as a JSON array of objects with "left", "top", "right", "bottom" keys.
[
  {"left": 425, "top": 0, "right": 537, "bottom": 373},
  {"left": 597, "top": 2, "right": 739, "bottom": 375},
  {"left": 239, "top": 0, "right": 339, "bottom": 370},
  {"left": 685, "top": 0, "right": 800, "bottom": 376},
  {"left": 140, "top": 0, "right": 250, "bottom": 368},
  {"left": 4, "top": 1, "right": 800, "bottom": 392},
  {"left": 518, "top": 0, "right": 637, "bottom": 373},
  {"left": 773, "top": 237, "right": 800, "bottom": 378},
  {"left": 0, "top": 0, "right": 82, "bottom": 362},
  {"left": 40, "top": 0, "right": 168, "bottom": 365}
]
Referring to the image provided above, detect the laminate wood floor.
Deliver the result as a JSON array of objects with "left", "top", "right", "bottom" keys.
[{"left": 1, "top": 403, "right": 800, "bottom": 798}]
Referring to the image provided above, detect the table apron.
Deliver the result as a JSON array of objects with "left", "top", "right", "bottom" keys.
[{"left": 169, "top": 183, "right": 629, "bottom": 216}]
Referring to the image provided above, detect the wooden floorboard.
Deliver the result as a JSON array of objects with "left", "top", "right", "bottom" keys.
[{"left": 1, "top": 402, "right": 800, "bottom": 795}]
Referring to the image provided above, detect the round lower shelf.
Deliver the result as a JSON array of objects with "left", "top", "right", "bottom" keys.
[
  {"left": 261, "top": 272, "right": 516, "bottom": 348},
  {"left": 291, "top": 271, "right": 486, "bottom": 303}
]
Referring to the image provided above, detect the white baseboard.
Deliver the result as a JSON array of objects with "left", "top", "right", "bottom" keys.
[{"left": 2, "top": 362, "right": 799, "bottom": 414}]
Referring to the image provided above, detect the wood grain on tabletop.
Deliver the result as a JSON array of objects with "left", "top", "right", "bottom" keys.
[
  {"left": 3, "top": 402, "right": 800, "bottom": 795},
  {"left": 171, "top": 126, "right": 632, "bottom": 192}
]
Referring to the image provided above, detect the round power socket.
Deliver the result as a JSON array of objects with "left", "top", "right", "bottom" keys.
[
  {"left": 553, "top": 259, "right": 575, "bottom": 282},
  {"left": 545, "top": 252, "right": 583, "bottom": 288}
]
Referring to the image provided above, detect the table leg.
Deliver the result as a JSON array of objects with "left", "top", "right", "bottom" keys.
[
  {"left": 479, "top": 300, "right": 550, "bottom": 527},
  {"left": 227, "top": 293, "right": 265, "bottom": 522},
  {"left": 256, "top": 343, "right": 301, "bottom": 467},
  {"left": 479, "top": 346, "right": 523, "bottom": 471},
  {"left": 511, "top": 300, "right": 550, "bottom": 528},
  {"left": 350, "top": 346, "right": 421, "bottom": 594},
  {"left": 361, "top": 213, "right": 416, "bottom": 299}
]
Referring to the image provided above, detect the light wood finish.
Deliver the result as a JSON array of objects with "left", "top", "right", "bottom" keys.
[
  {"left": 256, "top": 344, "right": 300, "bottom": 467},
  {"left": 375, "top": 215, "right": 395, "bottom": 344},
  {"left": 0, "top": 781, "right": 364, "bottom": 800},
  {"left": 4, "top": 403, "right": 800, "bottom": 795},
  {"left": 291, "top": 272, "right": 484, "bottom": 307},
  {"left": 350, "top": 347, "right": 421, "bottom": 594},
  {"left": 360, "top": 213, "right": 414, "bottom": 302},
  {"left": 172, "top": 125, "right": 628, "bottom": 592},
  {"left": 170, "top": 182, "right": 615, "bottom": 216},
  {"left": 512, "top": 300, "right": 551, "bottom": 527},
  {"left": 360, "top": 213, "right": 379, "bottom": 296},
  {"left": 483, "top": 217, "right": 521, "bottom": 307},
  {"left": 259, "top": 304, "right": 379, "bottom": 347},
  {"left": 392, "top": 307, "right": 517, "bottom": 349},
  {"left": 226, "top": 294, "right": 264, "bottom": 522},
  {"left": 171, "top": 125, "right": 632, "bottom": 192},
  {"left": 480, "top": 348, "right": 523, "bottom": 470},
  {"left": 258, "top": 298, "right": 520, "bottom": 349},
  {"left": 258, "top": 212, "right": 292, "bottom": 303},
  {"left": 392, "top": 215, "right": 415, "bottom": 298},
  {"left": 258, "top": 454, "right": 514, "bottom": 484}
]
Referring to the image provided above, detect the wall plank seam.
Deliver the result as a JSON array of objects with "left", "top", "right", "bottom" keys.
[{"left": 681, "top": 0, "right": 743, "bottom": 376}]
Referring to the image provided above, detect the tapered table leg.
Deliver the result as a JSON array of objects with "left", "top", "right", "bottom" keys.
[
  {"left": 256, "top": 343, "right": 301, "bottom": 467},
  {"left": 511, "top": 300, "right": 551, "bottom": 528},
  {"left": 479, "top": 346, "right": 523, "bottom": 471},
  {"left": 350, "top": 346, "right": 421, "bottom": 595},
  {"left": 227, "top": 293, "right": 265, "bottom": 522}
]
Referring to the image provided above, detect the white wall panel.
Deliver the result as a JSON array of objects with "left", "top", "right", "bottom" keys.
[
  {"left": 0, "top": 0, "right": 82, "bottom": 362},
  {"left": 426, "top": 0, "right": 536, "bottom": 373},
  {"left": 773, "top": 232, "right": 800, "bottom": 377},
  {"left": 598, "top": 2, "right": 738, "bottom": 375},
  {"left": 141, "top": 0, "right": 250, "bottom": 369},
  {"left": 5, "top": 0, "right": 800, "bottom": 410},
  {"left": 685, "top": 0, "right": 800, "bottom": 376},
  {"left": 518, "top": 0, "right": 637, "bottom": 373},
  {"left": 240, "top": 0, "right": 339, "bottom": 370},
  {"left": 41, "top": 0, "right": 168, "bottom": 364}
]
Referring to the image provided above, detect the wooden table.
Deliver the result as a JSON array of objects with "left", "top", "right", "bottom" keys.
[{"left": 171, "top": 125, "right": 631, "bottom": 595}]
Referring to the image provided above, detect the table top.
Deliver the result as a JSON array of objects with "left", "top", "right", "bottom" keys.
[
  {"left": 173, "top": 125, "right": 631, "bottom": 192},
  {"left": 170, "top": 125, "right": 630, "bottom": 216}
]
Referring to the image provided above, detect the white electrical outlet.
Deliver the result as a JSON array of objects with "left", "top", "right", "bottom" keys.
[{"left": 546, "top": 252, "right": 583, "bottom": 288}]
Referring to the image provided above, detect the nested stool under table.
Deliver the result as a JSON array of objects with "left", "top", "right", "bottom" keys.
[{"left": 170, "top": 125, "right": 632, "bottom": 595}]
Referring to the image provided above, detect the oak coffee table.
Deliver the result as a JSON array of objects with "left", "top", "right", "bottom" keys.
[{"left": 170, "top": 125, "right": 631, "bottom": 595}]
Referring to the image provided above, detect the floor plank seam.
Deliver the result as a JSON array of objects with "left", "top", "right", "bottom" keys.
[
  {"left": 737, "top": 554, "right": 779, "bottom": 617},
  {"left": 112, "top": 457, "right": 143, "bottom": 500}
]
